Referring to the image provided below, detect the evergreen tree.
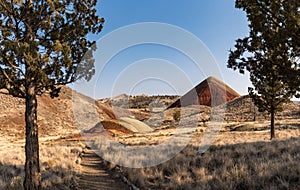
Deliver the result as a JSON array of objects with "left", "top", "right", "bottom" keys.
[
  {"left": 0, "top": 1, "right": 104, "bottom": 189},
  {"left": 228, "top": 0, "right": 299, "bottom": 139}
]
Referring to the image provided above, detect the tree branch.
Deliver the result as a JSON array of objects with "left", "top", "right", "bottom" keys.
[
  {"left": 0, "top": 68, "right": 14, "bottom": 83},
  {"left": 2, "top": 54, "right": 26, "bottom": 77},
  {"left": 0, "top": 1, "right": 11, "bottom": 14},
  {"left": 0, "top": 90, "right": 24, "bottom": 98},
  {"left": 254, "top": 0, "right": 283, "bottom": 28}
]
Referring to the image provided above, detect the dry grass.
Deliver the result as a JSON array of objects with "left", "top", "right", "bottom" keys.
[
  {"left": 0, "top": 139, "right": 84, "bottom": 189},
  {"left": 94, "top": 125, "right": 300, "bottom": 190},
  {"left": 1, "top": 88, "right": 299, "bottom": 189}
]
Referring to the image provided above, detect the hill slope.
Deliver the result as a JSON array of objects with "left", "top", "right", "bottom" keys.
[
  {"left": 168, "top": 76, "right": 240, "bottom": 108},
  {"left": 0, "top": 87, "right": 116, "bottom": 140}
]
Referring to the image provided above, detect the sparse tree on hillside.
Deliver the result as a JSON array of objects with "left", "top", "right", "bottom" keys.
[
  {"left": 228, "top": 0, "right": 299, "bottom": 139},
  {"left": 0, "top": 0, "right": 104, "bottom": 189}
]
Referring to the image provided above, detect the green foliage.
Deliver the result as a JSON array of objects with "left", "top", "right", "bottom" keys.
[
  {"left": 228, "top": 0, "right": 300, "bottom": 114},
  {"left": 0, "top": 0, "right": 104, "bottom": 97}
]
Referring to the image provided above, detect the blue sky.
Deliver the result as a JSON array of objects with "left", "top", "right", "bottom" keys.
[{"left": 79, "top": 0, "right": 254, "bottom": 99}]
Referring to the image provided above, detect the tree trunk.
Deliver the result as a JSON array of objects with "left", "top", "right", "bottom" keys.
[
  {"left": 23, "top": 84, "right": 41, "bottom": 190},
  {"left": 270, "top": 109, "right": 275, "bottom": 140}
]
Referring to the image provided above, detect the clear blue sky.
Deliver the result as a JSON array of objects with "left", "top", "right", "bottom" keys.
[{"left": 79, "top": 0, "right": 255, "bottom": 99}]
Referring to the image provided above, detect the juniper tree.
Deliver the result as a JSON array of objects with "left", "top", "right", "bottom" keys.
[
  {"left": 0, "top": 0, "right": 104, "bottom": 189},
  {"left": 228, "top": 0, "right": 299, "bottom": 139}
]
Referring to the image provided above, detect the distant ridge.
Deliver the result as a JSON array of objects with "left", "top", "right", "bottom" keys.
[{"left": 168, "top": 76, "right": 240, "bottom": 108}]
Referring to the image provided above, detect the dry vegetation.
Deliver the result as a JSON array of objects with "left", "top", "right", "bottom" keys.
[
  {"left": 0, "top": 87, "right": 89, "bottom": 189},
  {"left": 114, "top": 128, "right": 300, "bottom": 190},
  {"left": 88, "top": 97, "right": 299, "bottom": 189},
  {"left": 0, "top": 138, "right": 85, "bottom": 189},
  {"left": 85, "top": 96, "right": 300, "bottom": 189},
  {"left": 100, "top": 94, "right": 179, "bottom": 109},
  {"left": 1, "top": 87, "right": 299, "bottom": 189}
]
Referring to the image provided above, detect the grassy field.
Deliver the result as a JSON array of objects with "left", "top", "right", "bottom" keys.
[
  {"left": 0, "top": 137, "right": 84, "bottom": 189},
  {"left": 92, "top": 124, "right": 300, "bottom": 190},
  {"left": 1, "top": 86, "right": 299, "bottom": 189},
  {"left": 1, "top": 124, "right": 299, "bottom": 189}
]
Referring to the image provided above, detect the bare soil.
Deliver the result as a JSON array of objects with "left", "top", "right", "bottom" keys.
[{"left": 77, "top": 147, "right": 130, "bottom": 190}]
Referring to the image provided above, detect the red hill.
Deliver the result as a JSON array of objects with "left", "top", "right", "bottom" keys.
[{"left": 168, "top": 76, "right": 240, "bottom": 108}]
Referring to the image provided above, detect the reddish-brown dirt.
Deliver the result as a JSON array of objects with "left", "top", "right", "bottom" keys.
[{"left": 168, "top": 76, "right": 240, "bottom": 108}]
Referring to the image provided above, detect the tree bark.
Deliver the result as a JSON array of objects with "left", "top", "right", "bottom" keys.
[
  {"left": 270, "top": 109, "right": 275, "bottom": 140},
  {"left": 23, "top": 84, "right": 41, "bottom": 190}
]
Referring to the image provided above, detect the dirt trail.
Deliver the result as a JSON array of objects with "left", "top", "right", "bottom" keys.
[{"left": 77, "top": 148, "right": 131, "bottom": 190}]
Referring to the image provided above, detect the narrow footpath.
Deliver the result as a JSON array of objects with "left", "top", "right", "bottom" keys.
[{"left": 77, "top": 148, "right": 131, "bottom": 190}]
